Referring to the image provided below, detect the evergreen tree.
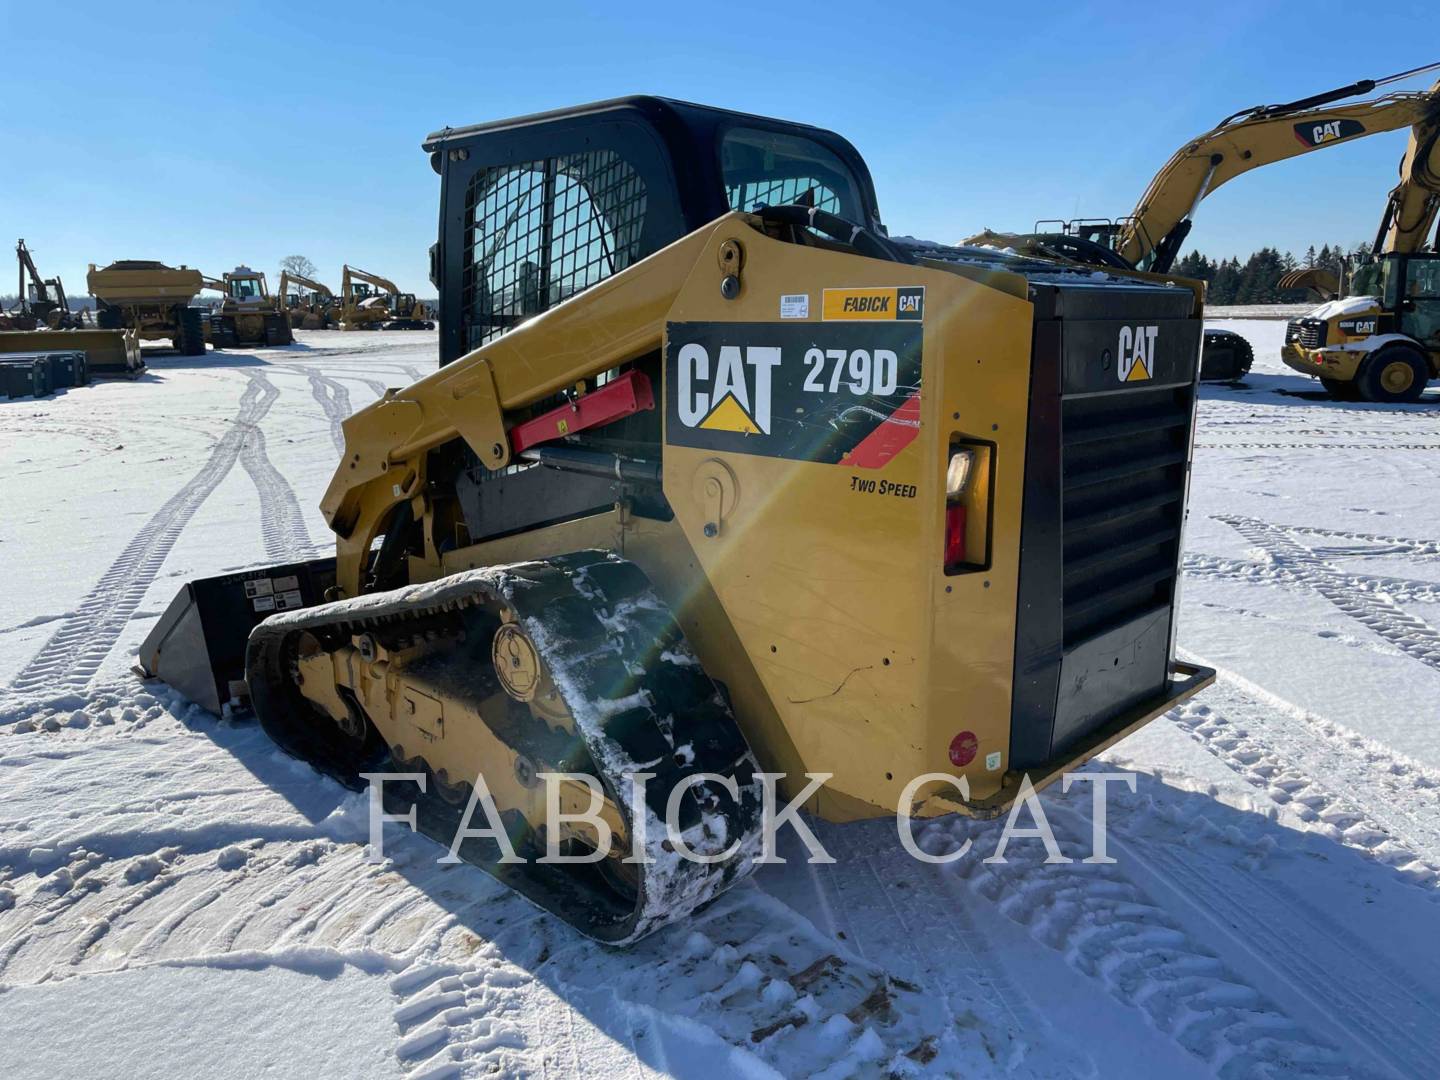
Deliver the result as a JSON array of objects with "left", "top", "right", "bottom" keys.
[{"left": 1210, "top": 257, "right": 1241, "bottom": 304}]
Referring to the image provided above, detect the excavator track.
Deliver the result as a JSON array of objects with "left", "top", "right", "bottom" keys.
[{"left": 246, "top": 551, "right": 764, "bottom": 944}]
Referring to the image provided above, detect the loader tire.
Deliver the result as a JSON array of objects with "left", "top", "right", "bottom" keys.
[
  {"left": 1320, "top": 377, "right": 1361, "bottom": 401},
  {"left": 95, "top": 302, "right": 124, "bottom": 330},
  {"left": 176, "top": 306, "right": 206, "bottom": 356},
  {"left": 1200, "top": 329, "right": 1253, "bottom": 381},
  {"left": 1358, "top": 347, "right": 1428, "bottom": 404}
]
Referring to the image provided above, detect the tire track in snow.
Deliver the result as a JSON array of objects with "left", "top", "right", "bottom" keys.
[
  {"left": 925, "top": 813, "right": 1378, "bottom": 1080},
  {"left": 1123, "top": 833, "right": 1440, "bottom": 1080},
  {"left": 1197, "top": 441, "right": 1440, "bottom": 451},
  {"left": 0, "top": 779, "right": 950, "bottom": 1079},
  {"left": 306, "top": 369, "right": 352, "bottom": 456},
  {"left": 808, "top": 818, "right": 1082, "bottom": 1075},
  {"left": 235, "top": 390, "right": 314, "bottom": 562},
  {"left": 1279, "top": 522, "right": 1440, "bottom": 562},
  {"left": 4, "top": 373, "right": 288, "bottom": 699},
  {"left": 1161, "top": 671, "right": 1440, "bottom": 888},
  {"left": 1183, "top": 554, "right": 1440, "bottom": 607},
  {"left": 1217, "top": 514, "right": 1440, "bottom": 674}
]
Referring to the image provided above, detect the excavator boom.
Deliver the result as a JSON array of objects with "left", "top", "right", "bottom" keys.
[
  {"left": 278, "top": 270, "right": 335, "bottom": 300},
  {"left": 342, "top": 264, "right": 401, "bottom": 298},
  {"left": 1118, "top": 65, "right": 1440, "bottom": 271},
  {"left": 1375, "top": 104, "right": 1440, "bottom": 254}
]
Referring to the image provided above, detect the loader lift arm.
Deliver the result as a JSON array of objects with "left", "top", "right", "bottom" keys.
[{"left": 1118, "top": 64, "right": 1440, "bottom": 272}]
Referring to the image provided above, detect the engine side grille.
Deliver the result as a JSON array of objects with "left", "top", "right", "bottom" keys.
[
  {"left": 1286, "top": 317, "right": 1326, "bottom": 348},
  {"left": 1061, "top": 385, "right": 1192, "bottom": 646}
]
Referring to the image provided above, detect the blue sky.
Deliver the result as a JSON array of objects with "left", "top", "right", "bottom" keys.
[{"left": 4, "top": 1, "right": 1437, "bottom": 295}]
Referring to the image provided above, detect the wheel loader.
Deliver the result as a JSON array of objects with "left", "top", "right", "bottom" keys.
[
  {"left": 140, "top": 96, "right": 1214, "bottom": 944},
  {"left": 1279, "top": 87, "right": 1440, "bottom": 402},
  {"left": 205, "top": 266, "right": 294, "bottom": 348}
]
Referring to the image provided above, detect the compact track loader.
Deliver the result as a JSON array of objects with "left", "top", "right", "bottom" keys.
[{"left": 141, "top": 97, "right": 1214, "bottom": 944}]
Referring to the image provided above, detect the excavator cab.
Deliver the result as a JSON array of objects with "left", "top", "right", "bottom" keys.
[{"left": 143, "top": 95, "right": 1213, "bottom": 944}]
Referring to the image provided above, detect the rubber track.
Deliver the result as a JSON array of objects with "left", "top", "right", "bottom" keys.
[{"left": 245, "top": 551, "right": 764, "bottom": 945}]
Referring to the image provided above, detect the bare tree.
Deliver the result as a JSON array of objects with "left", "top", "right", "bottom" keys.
[{"left": 279, "top": 254, "right": 318, "bottom": 281}]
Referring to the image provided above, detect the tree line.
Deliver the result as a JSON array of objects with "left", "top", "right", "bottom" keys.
[{"left": 1173, "top": 242, "right": 1369, "bottom": 305}]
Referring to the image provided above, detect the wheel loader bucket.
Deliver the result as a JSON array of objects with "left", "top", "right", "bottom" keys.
[
  {"left": 1277, "top": 267, "right": 1339, "bottom": 301},
  {"left": 137, "top": 557, "right": 334, "bottom": 715},
  {"left": 0, "top": 328, "right": 145, "bottom": 378}
]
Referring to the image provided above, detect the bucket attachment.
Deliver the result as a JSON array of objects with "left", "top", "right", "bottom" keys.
[
  {"left": 137, "top": 557, "right": 334, "bottom": 714},
  {"left": 1277, "top": 267, "right": 1340, "bottom": 301},
  {"left": 0, "top": 328, "right": 145, "bottom": 378}
]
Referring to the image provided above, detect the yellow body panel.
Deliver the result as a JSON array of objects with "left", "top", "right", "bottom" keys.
[
  {"left": 1282, "top": 342, "right": 1365, "bottom": 380},
  {"left": 316, "top": 212, "right": 1211, "bottom": 823}
]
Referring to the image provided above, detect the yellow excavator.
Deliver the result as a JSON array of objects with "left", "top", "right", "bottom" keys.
[
  {"left": 278, "top": 270, "right": 338, "bottom": 329},
  {"left": 339, "top": 264, "right": 434, "bottom": 330},
  {"left": 1279, "top": 91, "right": 1440, "bottom": 401},
  {"left": 140, "top": 97, "right": 1214, "bottom": 944},
  {"left": 969, "top": 63, "right": 1440, "bottom": 381}
]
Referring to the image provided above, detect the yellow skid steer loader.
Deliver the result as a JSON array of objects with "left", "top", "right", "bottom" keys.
[{"left": 140, "top": 97, "right": 1213, "bottom": 944}]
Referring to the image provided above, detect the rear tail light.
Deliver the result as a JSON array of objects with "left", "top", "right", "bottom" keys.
[
  {"left": 944, "top": 448, "right": 976, "bottom": 570},
  {"left": 946, "top": 449, "right": 975, "bottom": 499},
  {"left": 944, "top": 504, "right": 967, "bottom": 565}
]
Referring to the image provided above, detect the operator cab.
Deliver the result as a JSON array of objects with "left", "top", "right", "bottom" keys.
[
  {"left": 423, "top": 95, "right": 883, "bottom": 364},
  {"left": 1382, "top": 252, "right": 1440, "bottom": 347},
  {"left": 226, "top": 268, "right": 269, "bottom": 303}
]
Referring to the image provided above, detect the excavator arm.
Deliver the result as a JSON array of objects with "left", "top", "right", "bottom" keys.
[
  {"left": 341, "top": 264, "right": 400, "bottom": 301},
  {"left": 278, "top": 270, "right": 335, "bottom": 300},
  {"left": 1376, "top": 103, "right": 1440, "bottom": 254},
  {"left": 15, "top": 239, "right": 50, "bottom": 309},
  {"left": 1118, "top": 67, "right": 1440, "bottom": 271}
]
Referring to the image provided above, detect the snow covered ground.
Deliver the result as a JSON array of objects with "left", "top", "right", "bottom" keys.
[{"left": 1, "top": 326, "right": 1438, "bottom": 1079}]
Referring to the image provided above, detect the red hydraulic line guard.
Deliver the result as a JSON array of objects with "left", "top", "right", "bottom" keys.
[{"left": 508, "top": 369, "right": 656, "bottom": 454}]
